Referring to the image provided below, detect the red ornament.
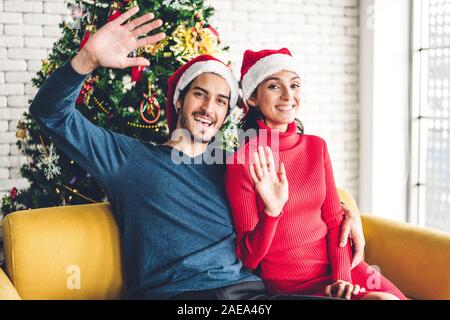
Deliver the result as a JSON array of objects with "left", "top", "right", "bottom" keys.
[
  {"left": 75, "top": 94, "right": 84, "bottom": 106},
  {"left": 107, "top": 10, "right": 122, "bottom": 22},
  {"left": 131, "top": 66, "right": 145, "bottom": 82},
  {"left": 76, "top": 78, "right": 97, "bottom": 105},
  {"left": 80, "top": 31, "right": 90, "bottom": 49},
  {"left": 140, "top": 89, "right": 161, "bottom": 124},
  {"left": 10, "top": 187, "right": 18, "bottom": 200}
]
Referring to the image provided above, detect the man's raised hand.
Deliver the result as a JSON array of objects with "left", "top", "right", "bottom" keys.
[{"left": 71, "top": 6, "right": 166, "bottom": 75}]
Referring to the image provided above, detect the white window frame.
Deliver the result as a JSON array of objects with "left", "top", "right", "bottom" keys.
[{"left": 409, "top": 0, "right": 450, "bottom": 230}]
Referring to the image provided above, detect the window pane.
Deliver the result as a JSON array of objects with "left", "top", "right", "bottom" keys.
[
  {"left": 424, "top": 118, "right": 450, "bottom": 232},
  {"left": 412, "top": 0, "right": 450, "bottom": 232},
  {"left": 423, "top": 47, "right": 450, "bottom": 116},
  {"left": 429, "top": 0, "right": 450, "bottom": 48}
]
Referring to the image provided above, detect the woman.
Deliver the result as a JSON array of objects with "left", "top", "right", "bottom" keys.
[{"left": 224, "top": 48, "right": 407, "bottom": 300}]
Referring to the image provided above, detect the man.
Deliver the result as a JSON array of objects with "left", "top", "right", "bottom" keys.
[{"left": 29, "top": 7, "right": 364, "bottom": 299}]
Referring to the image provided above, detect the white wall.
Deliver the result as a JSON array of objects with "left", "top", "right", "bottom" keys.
[
  {"left": 212, "top": 0, "right": 360, "bottom": 199},
  {"left": 0, "top": 0, "right": 361, "bottom": 203}
]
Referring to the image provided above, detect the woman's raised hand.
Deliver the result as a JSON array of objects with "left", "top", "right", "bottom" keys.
[
  {"left": 71, "top": 6, "right": 166, "bottom": 74},
  {"left": 249, "top": 146, "right": 288, "bottom": 217}
]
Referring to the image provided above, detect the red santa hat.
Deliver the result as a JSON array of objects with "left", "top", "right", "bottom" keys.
[
  {"left": 240, "top": 48, "right": 302, "bottom": 108},
  {"left": 166, "top": 54, "right": 239, "bottom": 133}
]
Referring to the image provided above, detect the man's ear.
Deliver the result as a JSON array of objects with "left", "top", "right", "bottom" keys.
[{"left": 175, "top": 99, "right": 182, "bottom": 113}]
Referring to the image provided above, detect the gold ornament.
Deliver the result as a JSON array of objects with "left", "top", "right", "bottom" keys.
[
  {"left": 16, "top": 121, "right": 27, "bottom": 139},
  {"left": 85, "top": 24, "right": 96, "bottom": 33},
  {"left": 170, "top": 22, "right": 220, "bottom": 63}
]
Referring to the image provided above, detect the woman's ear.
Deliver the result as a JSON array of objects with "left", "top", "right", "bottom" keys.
[{"left": 246, "top": 96, "right": 257, "bottom": 107}]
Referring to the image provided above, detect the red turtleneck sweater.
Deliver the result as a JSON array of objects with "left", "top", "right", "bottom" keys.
[
  {"left": 225, "top": 120, "right": 407, "bottom": 299},
  {"left": 225, "top": 120, "right": 352, "bottom": 294}
]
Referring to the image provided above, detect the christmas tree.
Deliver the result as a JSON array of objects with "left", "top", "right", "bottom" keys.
[{"left": 1, "top": 0, "right": 240, "bottom": 215}]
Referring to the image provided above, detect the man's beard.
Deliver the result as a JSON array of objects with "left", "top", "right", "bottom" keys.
[{"left": 179, "top": 109, "right": 218, "bottom": 144}]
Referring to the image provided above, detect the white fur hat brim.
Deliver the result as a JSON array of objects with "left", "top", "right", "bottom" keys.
[
  {"left": 173, "top": 60, "right": 239, "bottom": 112},
  {"left": 241, "top": 53, "right": 302, "bottom": 106}
]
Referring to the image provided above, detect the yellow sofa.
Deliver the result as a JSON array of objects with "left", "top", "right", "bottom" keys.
[{"left": 1, "top": 189, "right": 450, "bottom": 300}]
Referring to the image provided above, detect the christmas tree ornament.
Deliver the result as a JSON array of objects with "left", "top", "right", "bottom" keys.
[
  {"left": 16, "top": 121, "right": 27, "bottom": 139},
  {"left": 75, "top": 76, "right": 97, "bottom": 105},
  {"left": 37, "top": 143, "right": 61, "bottom": 180},
  {"left": 140, "top": 83, "right": 161, "bottom": 124},
  {"left": 122, "top": 74, "right": 135, "bottom": 92},
  {"left": 142, "top": 37, "right": 169, "bottom": 56},
  {"left": 107, "top": 1, "right": 123, "bottom": 22},
  {"left": 194, "top": 12, "right": 203, "bottom": 21},
  {"left": 41, "top": 59, "right": 58, "bottom": 75},
  {"left": 80, "top": 24, "right": 96, "bottom": 49},
  {"left": 10, "top": 187, "right": 18, "bottom": 201},
  {"left": 108, "top": 0, "right": 132, "bottom": 22},
  {"left": 131, "top": 65, "right": 145, "bottom": 82},
  {"left": 170, "top": 22, "right": 220, "bottom": 63}
]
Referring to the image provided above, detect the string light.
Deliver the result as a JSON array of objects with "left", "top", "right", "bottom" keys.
[
  {"left": 93, "top": 96, "right": 112, "bottom": 115},
  {"left": 62, "top": 184, "right": 98, "bottom": 203},
  {"left": 126, "top": 121, "right": 165, "bottom": 130},
  {"left": 92, "top": 94, "right": 165, "bottom": 131}
]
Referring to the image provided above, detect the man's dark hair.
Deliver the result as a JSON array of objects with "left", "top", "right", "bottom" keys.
[{"left": 176, "top": 76, "right": 232, "bottom": 117}]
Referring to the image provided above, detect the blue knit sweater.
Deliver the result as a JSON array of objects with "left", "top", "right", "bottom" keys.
[{"left": 29, "top": 59, "right": 260, "bottom": 299}]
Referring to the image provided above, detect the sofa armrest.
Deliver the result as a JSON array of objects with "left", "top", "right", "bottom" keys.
[
  {"left": 361, "top": 214, "right": 450, "bottom": 300},
  {"left": 0, "top": 266, "right": 21, "bottom": 300}
]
